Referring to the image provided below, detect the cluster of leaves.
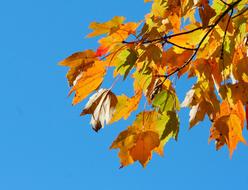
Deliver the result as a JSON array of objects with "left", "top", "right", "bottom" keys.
[{"left": 61, "top": 0, "right": 248, "bottom": 167}]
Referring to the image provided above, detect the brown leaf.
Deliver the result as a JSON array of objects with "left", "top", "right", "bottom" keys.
[
  {"left": 81, "top": 89, "right": 117, "bottom": 132},
  {"left": 199, "top": 3, "right": 216, "bottom": 27}
]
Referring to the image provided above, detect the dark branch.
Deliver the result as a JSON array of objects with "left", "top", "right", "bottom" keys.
[
  {"left": 155, "top": 0, "right": 242, "bottom": 82},
  {"left": 122, "top": 25, "right": 214, "bottom": 46},
  {"left": 166, "top": 40, "right": 197, "bottom": 51},
  {"left": 232, "top": 6, "right": 248, "bottom": 19},
  {"left": 219, "top": 0, "right": 231, "bottom": 6},
  {"left": 167, "top": 25, "right": 214, "bottom": 39}
]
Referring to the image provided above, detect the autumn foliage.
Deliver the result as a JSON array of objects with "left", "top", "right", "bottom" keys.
[{"left": 60, "top": 0, "right": 248, "bottom": 167}]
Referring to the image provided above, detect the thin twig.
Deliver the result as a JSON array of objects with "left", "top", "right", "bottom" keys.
[
  {"left": 232, "top": 7, "right": 248, "bottom": 19},
  {"left": 110, "top": 75, "right": 120, "bottom": 90},
  {"left": 166, "top": 40, "right": 197, "bottom": 51},
  {"left": 167, "top": 25, "right": 214, "bottom": 39}
]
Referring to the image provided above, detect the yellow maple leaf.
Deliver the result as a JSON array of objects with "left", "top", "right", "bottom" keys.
[
  {"left": 99, "top": 22, "right": 140, "bottom": 52},
  {"left": 87, "top": 16, "right": 125, "bottom": 38},
  {"left": 69, "top": 61, "right": 106, "bottom": 105},
  {"left": 181, "top": 80, "right": 219, "bottom": 128},
  {"left": 110, "top": 89, "right": 142, "bottom": 123},
  {"left": 59, "top": 50, "right": 97, "bottom": 86}
]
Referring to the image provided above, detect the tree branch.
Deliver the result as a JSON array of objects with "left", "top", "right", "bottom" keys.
[
  {"left": 219, "top": 0, "right": 231, "bottom": 6},
  {"left": 122, "top": 25, "right": 214, "bottom": 46},
  {"left": 166, "top": 40, "right": 197, "bottom": 51},
  {"left": 167, "top": 25, "right": 214, "bottom": 39},
  {"left": 154, "top": 0, "right": 242, "bottom": 85},
  {"left": 232, "top": 6, "right": 248, "bottom": 19}
]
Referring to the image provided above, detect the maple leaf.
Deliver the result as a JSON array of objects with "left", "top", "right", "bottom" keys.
[
  {"left": 138, "top": 44, "right": 162, "bottom": 66},
  {"left": 198, "top": 2, "right": 216, "bottom": 27},
  {"left": 81, "top": 89, "right": 117, "bottom": 132},
  {"left": 69, "top": 61, "right": 106, "bottom": 105},
  {"left": 110, "top": 89, "right": 142, "bottom": 123},
  {"left": 112, "top": 47, "right": 138, "bottom": 79},
  {"left": 152, "top": 89, "right": 180, "bottom": 113},
  {"left": 217, "top": 14, "right": 234, "bottom": 35},
  {"left": 209, "top": 100, "right": 246, "bottom": 157},
  {"left": 96, "top": 46, "right": 109, "bottom": 57},
  {"left": 110, "top": 111, "right": 179, "bottom": 167},
  {"left": 232, "top": 47, "right": 248, "bottom": 82},
  {"left": 60, "top": 50, "right": 97, "bottom": 87},
  {"left": 219, "top": 82, "right": 248, "bottom": 106},
  {"left": 87, "top": 16, "right": 125, "bottom": 38},
  {"left": 181, "top": 81, "right": 219, "bottom": 128},
  {"left": 98, "top": 22, "right": 140, "bottom": 52},
  {"left": 129, "top": 131, "right": 160, "bottom": 166},
  {"left": 161, "top": 48, "right": 193, "bottom": 77}
]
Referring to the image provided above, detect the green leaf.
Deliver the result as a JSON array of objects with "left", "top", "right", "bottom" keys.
[
  {"left": 116, "top": 49, "right": 138, "bottom": 80},
  {"left": 212, "top": 1, "right": 227, "bottom": 15},
  {"left": 152, "top": 90, "right": 180, "bottom": 112},
  {"left": 160, "top": 111, "right": 179, "bottom": 142}
]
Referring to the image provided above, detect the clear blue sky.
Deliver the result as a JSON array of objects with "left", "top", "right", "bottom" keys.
[{"left": 0, "top": 0, "right": 248, "bottom": 189}]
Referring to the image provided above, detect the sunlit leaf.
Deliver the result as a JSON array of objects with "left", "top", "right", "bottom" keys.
[
  {"left": 209, "top": 100, "right": 246, "bottom": 157},
  {"left": 110, "top": 111, "right": 179, "bottom": 167},
  {"left": 87, "top": 16, "right": 125, "bottom": 38}
]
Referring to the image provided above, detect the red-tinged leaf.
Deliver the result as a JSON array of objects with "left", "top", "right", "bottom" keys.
[{"left": 96, "top": 46, "right": 109, "bottom": 57}]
